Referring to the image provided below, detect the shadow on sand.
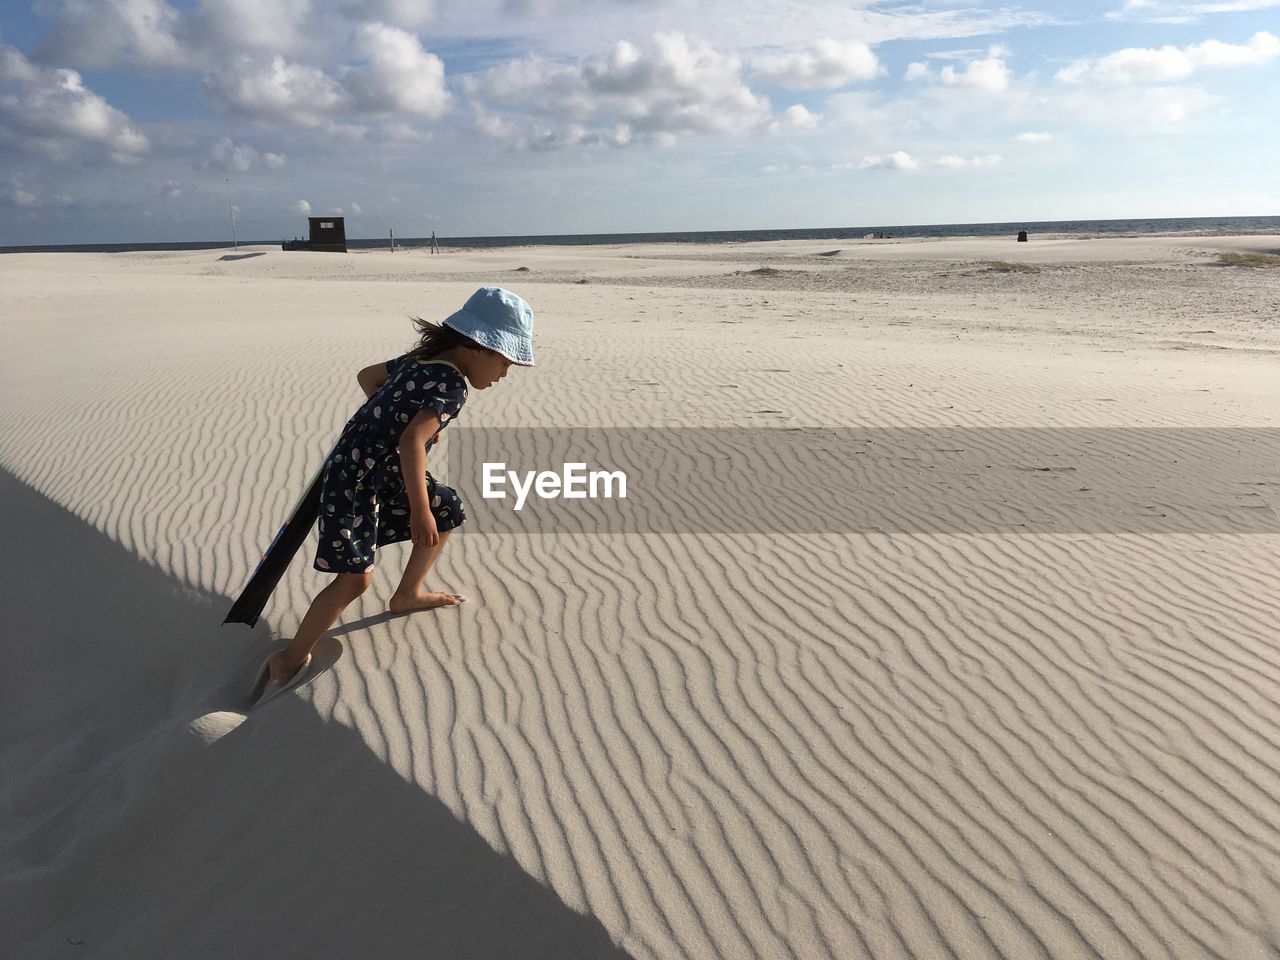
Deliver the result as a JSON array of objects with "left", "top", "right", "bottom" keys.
[{"left": 0, "top": 467, "right": 631, "bottom": 959}]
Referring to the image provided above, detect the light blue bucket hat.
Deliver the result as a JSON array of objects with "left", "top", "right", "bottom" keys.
[{"left": 442, "top": 287, "right": 535, "bottom": 366}]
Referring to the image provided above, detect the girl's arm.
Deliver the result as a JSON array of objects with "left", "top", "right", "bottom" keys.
[{"left": 357, "top": 362, "right": 390, "bottom": 398}]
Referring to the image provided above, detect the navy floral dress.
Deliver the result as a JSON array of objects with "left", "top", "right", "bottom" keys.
[{"left": 313, "top": 355, "right": 468, "bottom": 574}]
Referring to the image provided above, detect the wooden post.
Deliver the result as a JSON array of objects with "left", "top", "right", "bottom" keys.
[{"left": 389, "top": 228, "right": 396, "bottom": 252}]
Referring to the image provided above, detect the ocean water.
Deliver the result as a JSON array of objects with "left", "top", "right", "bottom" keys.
[{"left": 3, "top": 215, "right": 1278, "bottom": 255}]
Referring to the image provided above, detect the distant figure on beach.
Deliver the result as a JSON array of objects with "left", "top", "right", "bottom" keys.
[
  {"left": 430, "top": 230, "right": 439, "bottom": 254},
  {"left": 250, "top": 288, "right": 535, "bottom": 703},
  {"left": 1017, "top": 230, "right": 1028, "bottom": 242}
]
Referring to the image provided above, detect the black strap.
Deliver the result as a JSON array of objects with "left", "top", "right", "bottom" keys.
[{"left": 223, "top": 458, "right": 327, "bottom": 628}]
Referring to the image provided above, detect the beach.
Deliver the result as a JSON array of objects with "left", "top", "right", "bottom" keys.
[{"left": 2, "top": 235, "right": 1278, "bottom": 958}]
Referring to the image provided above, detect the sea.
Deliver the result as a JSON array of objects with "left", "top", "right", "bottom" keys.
[{"left": 3, "top": 215, "right": 1278, "bottom": 255}]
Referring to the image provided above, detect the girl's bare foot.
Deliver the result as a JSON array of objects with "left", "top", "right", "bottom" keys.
[
  {"left": 266, "top": 651, "right": 307, "bottom": 685},
  {"left": 388, "top": 591, "right": 465, "bottom": 614}
]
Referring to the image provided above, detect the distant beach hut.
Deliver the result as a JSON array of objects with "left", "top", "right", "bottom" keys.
[
  {"left": 309, "top": 217, "right": 347, "bottom": 252},
  {"left": 1017, "top": 230, "right": 1028, "bottom": 242},
  {"left": 281, "top": 217, "right": 349, "bottom": 252}
]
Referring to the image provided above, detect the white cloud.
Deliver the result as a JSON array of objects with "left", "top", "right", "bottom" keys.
[
  {"left": 859, "top": 151, "right": 918, "bottom": 170},
  {"left": 1056, "top": 31, "right": 1279, "bottom": 82},
  {"left": 341, "top": 22, "right": 449, "bottom": 117},
  {"left": 373, "top": 119, "right": 431, "bottom": 142},
  {"left": 204, "top": 54, "right": 348, "bottom": 126},
  {"left": 1050, "top": 83, "right": 1218, "bottom": 133},
  {"left": 8, "top": 176, "right": 39, "bottom": 206},
  {"left": 905, "top": 45, "right": 1011, "bottom": 91},
  {"left": 750, "top": 40, "right": 882, "bottom": 89},
  {"left": 293, "top": 198, "right": 311, "bottom": 214},
  {"left": 34, "top": 0, "right": 186, "bottom": 69},
  {"left": 207, "top": 136, "right": 256, "bottom": 172},
  {"left": 160, "top": 179, "right": 183, "bottom": 197},
  {"left": 468, "top": 33, "right": 773, "bottom": 149},
  {"left": 181, "top": 0, "right": 311, "bottom": 57},
  {"left": 932, "top": 153, "right": 1002, "bottom": 167},
  {"left": 780, "top": 104, "right": 820, "bottom": 128},
  {"left": 939, "top": 50, "right": 1011, "bottom": 91},
  {"left": 202, "top": 136, "right": 287, "bottom": 172},
  {"left": 1015, "top": 131, "right": 1053, "bottom": 142},
  {"left": 759, "top": 162, "right": 814, "bottom": 175},
  {"left": 350, "top": 201, "right": 363, "bottom": 214},
  {"left": 0, "top": 47, "right": 39, "bottom": 83},
  {"left": 444, "top": 1, "right": 1063, "bottom": 59},
  {"left": 0, "top": 45, "right": 150, "bottom": 162},
  {"left": 339, "top": 0, "right": 435, "bottom": 28},
  {"left": 472, "top": 105, "right": 521, "bottom": 141},
  {"left": 1107, "top": 0, "right": 1280, "bottom": 22},
  {"left": 322, "top": 120, "right": 370, "bottom": 140},
  {"left": 1192, "top": 30, "right": 1280, "bottom": 65},
  {"left": 35, "top": 0, "right": 314, "bottom": 70},
  {"left": 203, "top": 26, "right": 449, "bottom": 126}
]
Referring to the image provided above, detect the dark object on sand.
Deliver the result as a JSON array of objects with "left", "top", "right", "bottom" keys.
[
  {"left": 224, "top": 453, "right": 331, "bottom": 627},
  {"left": 1017, "top": 230, "right": 1028, "bottom": 242},
  {"left": 282, "top": 216, "right": 348, "bottom": 252}
]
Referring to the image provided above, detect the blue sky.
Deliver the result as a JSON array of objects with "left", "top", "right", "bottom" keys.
[{"left": 1, "top": 0, "right": 1277, "bottom": 244}]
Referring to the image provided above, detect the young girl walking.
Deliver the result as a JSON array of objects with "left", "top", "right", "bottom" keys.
[{"left": 251, "top": 286, "right": 535, "bottom": 705}]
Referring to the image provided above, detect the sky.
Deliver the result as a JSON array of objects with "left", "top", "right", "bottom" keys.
[{"left": 1, "top": 0, "right": 1277, "bottom": 244}]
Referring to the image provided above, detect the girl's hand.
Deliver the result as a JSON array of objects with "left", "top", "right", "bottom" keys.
[{"left": 410, "top": 511, "right": 439, "bottom": 548}]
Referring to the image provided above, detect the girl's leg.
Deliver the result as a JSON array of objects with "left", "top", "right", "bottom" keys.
[
  {"left": 268, "top": 572, "right": 371, "bottom": 683},
  {"left": 388, "top": 529, "right": 463, "bottom": 613}
]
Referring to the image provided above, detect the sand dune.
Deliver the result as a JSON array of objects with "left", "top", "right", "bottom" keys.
[{"left": 2, "top": 237, "right": 1278, "bottom": 958}]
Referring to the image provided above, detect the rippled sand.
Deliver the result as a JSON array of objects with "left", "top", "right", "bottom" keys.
[{"left": 2, "top": 235, "right": 1278, "bottom": 959}]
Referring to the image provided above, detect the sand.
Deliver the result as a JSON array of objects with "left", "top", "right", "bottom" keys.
[{"left": 1, "top": 235, "right": 1278, "bottom": 959}]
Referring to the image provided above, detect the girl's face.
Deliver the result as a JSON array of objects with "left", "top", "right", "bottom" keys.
[{"left": 468, "top": 347, "right": 514, "bottom": 389}]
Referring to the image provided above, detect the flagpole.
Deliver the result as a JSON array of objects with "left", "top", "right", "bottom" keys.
[{"left": 225, "top": 178, "right": 238, "bottom": 250}]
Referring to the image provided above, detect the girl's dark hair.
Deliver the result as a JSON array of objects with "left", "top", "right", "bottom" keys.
[{"left": 404, "top": 316, "right": 477, "bottom": 362}]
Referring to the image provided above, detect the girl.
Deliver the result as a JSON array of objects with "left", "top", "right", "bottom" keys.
[{"left": 252, "top": 286, "right": 535, "bottom": 704}]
